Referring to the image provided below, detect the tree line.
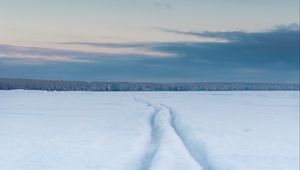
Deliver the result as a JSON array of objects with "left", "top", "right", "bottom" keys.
[{"left": 0, "top": 78, "right": 298, "bottom": 91}]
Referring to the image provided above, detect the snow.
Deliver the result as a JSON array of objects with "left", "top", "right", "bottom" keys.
[{"left": 0, "top": 90, "right": 299, "bottom": 170}]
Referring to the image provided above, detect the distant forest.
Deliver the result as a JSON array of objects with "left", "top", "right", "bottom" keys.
[{"left": 0, "top": 78, "right": 299, "bottom": 91}]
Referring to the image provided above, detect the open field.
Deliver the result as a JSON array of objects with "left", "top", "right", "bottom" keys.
[{"left": 0, "top": 90, "right": 299, "bottom": 170}]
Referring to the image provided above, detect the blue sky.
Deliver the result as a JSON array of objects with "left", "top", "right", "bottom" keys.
[{"left": 0, "top": 0, "right": 299, "bottom": 82}]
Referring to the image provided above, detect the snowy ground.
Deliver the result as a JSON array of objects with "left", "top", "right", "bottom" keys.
[{"left": 0, "top": 90, "right": 299, "bottom": 170}]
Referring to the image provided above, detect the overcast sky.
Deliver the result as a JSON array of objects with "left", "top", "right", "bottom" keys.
[{"left": 0, "top": 0, "right": 299, "bottom": 82}]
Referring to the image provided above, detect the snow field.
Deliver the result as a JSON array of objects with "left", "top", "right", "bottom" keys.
[{"left": 0, "top": 90, "right": 299, "bottom": 170}]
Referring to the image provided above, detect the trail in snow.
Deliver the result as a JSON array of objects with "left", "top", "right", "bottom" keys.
[
  {"left": 135, "top": 97, "right": 205, "bottom": 170},
  {"left": 135, "top": 97, "right": 161, "bottom": 170},
  {"left": 2, "top": 91, "right": 297, "bottom": 170},
  {"left": 165, "top": 105, "right": 212, "bottom": 170},
  {"left": 140, "top": 107, "right": 161, "bottom": 170}
]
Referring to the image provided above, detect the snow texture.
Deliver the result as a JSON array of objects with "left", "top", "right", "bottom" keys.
[{"left": 0, "top": 90, "right": 299, "bottom": 170}]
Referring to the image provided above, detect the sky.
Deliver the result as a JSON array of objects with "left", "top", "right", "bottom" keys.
[{"left": 0, "top": 0, "right": 299, "bottom": 83}]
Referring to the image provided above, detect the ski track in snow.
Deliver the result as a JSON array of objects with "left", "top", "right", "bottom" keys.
[{"left": 135, "top": 97, "right": 209, "bottom": 170}]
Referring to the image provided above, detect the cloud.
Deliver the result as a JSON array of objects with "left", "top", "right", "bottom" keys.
[
  {"left": 154, "top": 1, "right": 171, "bottom": 9},
  {"left": 0, "top": 44, "right": 94, "bottom": 64},
  {"left": 59, "top": 41, "right": 175, "bottom": 58},
  {"left": 157, "top": 23, "right": 300, "bottom": 42},
  {"left": 1, "top": 24, "right": 299, "bottom": 82},
  {"left": 60, "top": 42, "right": 152, "bottom": 48},
  {"left": 151, "top": 26, "right": 299, "bottom": 71},
  {"left": 0, "top": 43, "right": 173, "bottom": 64},
  {"left": 274, "top": 23, "right": 299, "bottom": 31}
]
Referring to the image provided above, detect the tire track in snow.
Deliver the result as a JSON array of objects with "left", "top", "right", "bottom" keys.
[
  {"left": 135, "top": 98, "right": 161, "bottom": 170},
  {"left": 140, "top": 108, "right": 161, "bottom": 170},
  {"left": 135, "top": 97, "right": 205, "bottom": 170},
  {"left": 163, "top": 105, "right": 212, "bottom": 170}
]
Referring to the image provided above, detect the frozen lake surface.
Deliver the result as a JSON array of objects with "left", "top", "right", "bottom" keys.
[{"left": 0, "top": 90, "right": 299, "bottom": 170}]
